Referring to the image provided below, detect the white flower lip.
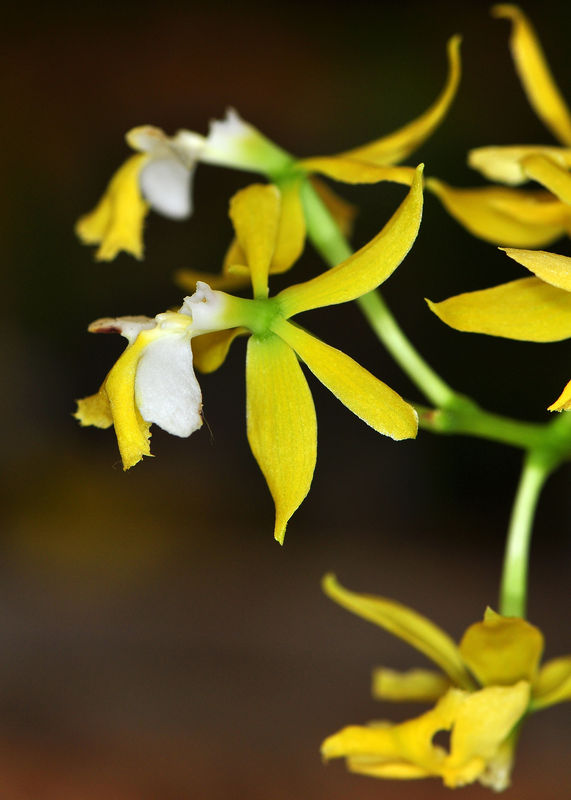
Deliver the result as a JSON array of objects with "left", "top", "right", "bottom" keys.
[
  {"left": 135, "top": 334, "right": 202, "bottom": 438},
  {"left": 139, "top": 158, "right": 194, "bottom": 219},
  {"left": 127, "top": 125, "right": 204, "bottom": 220}
]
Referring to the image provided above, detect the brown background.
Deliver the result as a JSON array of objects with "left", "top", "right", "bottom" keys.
[{"left": 1, "top": 0, "right": 570, "bottom": 796}]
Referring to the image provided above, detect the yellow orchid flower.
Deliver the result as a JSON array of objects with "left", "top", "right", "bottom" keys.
[
  {"left": 77, "top": 37, "right": 460, "bottom": 265},
  {"left": 428, "top": 6, "right": 571, "bottom": 246},
  {"left": 77, "top": 170, "right": 423, "bottom": 541},
  {"left": 426, "top": 247, "right": 571, "bottom": 410},
  {"left": 467, "top": 6, "right": 571, "bottom": 204},
  {"left": 74, "top": 286, "right": 234, "bottom": 469},
  {"left": 321, "top": 574, "right": 571, "bottom": 791}
]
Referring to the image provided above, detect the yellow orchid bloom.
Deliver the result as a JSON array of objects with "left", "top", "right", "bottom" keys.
[
  {"left": 428, "top": 6, "right": 571, "bottom": 246},
  {"left": 321, "top": 574, "right": 571, "bottom": 791},
  {"left": 427, "top": 247, "right": 571, "bottom": 410},
  {"left": 77, "top": 37, "right": 460, "bottom": 265},
  {"left": 467, "top": 7, "right": 571, "bottom": 203},
  {"left": 77, "top": 171, "right": 423, "bottom": 541},
  {"left": 74, "top": 286, "right": 235, "bottom": 469}
]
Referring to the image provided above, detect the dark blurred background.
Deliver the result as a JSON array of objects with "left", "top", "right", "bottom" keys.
[{"left": 1, "top": 0, "right": 570, "bottom": 796}]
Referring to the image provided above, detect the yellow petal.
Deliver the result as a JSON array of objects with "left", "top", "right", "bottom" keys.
[
  {"left": 74, "top": 382, "right": 113, "bottom": 429},
  {"left": 229, "top": 184, "right": 280, "bottom": 298},
  {"left": 277, "top": 167, "right": 423, "bottom": 317},
  {"left": 310, "top": 176, "right": 357, "bottom": 238},
  {"left": 271, "top": 177, "right": 306, "bottom": 274},
  {"left": 443, "top": 682, "right": 530, "bottom": 790},
  {"left": 492, "top": 4, "right": 571, "bottom": 145},
  {"left": 459, "top": 609, "right": 543, "bottom": 686},
  {"left": 323, "top": 689, "right": 464, "bottom": 779},
  {"left": 274, "top": 319, "right": 417, "bottom": 440},
  {"left": 372, "top": 667, "right": 451, "bottom": 703},
  {"left": 104, "top": 333, "right": 154, "bottom": 470},
  {"left": 191, "top": 328, "right": 246, "bottom": 374},
  {"left": 548, "top": 377, "right": 571, "bottom": 411},
  {"left": 532, "top": 655, "right": 571, "bottom": 709},
  {"left": 501, "top": 247, "right": 571, "bottom": 291},
  {"left": 299, "top": 157, "right": 416, "bottom": 186},
  {"left": 338, "top": 36, "right": 461, "bottom": 166},
  {"left": 468, "top": 145, "right": 571, "bottom": 186},
  {"left": 75, "top": 154, "right": 149, "bottom": 261},
  {"left": 321, "top": 575, "right": 474, "bottom": 689},
  {"left": 246, "top": 333, "right": 317, "bottom": 544},
  {"left": 427, "top": 277, "right": 571, "bottom": 342},
  {"left": 427, "top": 178, "right": 571, "bottom": 247},
  {"left": 522, "top": 153, "right": 571, "bottom": 204}
]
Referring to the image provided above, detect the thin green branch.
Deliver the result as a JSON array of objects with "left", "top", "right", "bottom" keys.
[{"left": 499, "top": 450, "right": 555, "bottom": 618}]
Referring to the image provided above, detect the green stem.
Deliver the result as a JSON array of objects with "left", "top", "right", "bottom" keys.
[
  {"left": 301, "top": 180, "right": 455, "bottom": 408},
  {"left": 415, "top": 402, "right": 551, "bottom": 451},
  {"left": 499, "top": 450, "right": 554, "bottom": 617}
]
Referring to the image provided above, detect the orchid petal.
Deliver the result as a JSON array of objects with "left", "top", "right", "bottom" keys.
[
  {"left": 531, "top": 655, "right": 571, "bottom": 709},
  {"left": 274, "top": 320, "right": 417, "bottom": 440},
  {"left": 75, "top": 154, "right": 149, "bottom": 261},
  {"left": 104, "top": 333, "right": 153, "bottom": 470},
  {"left": 74, "top": 383, "right": 113, "bottom": 430},
  {"left": 323, "top": 689, "right": 464, "bottom": 778},
  {"left": 501, "top": 247, "right": 571, "bottom": 291},
  {"left": 492, "top": 4, "right": 571, "bottom": 145},
  {"left": 427, "top": 178, "right": 570, "bottom": 247},
  {"left": 427, "top": 277, "right": 571, "bottom": 342},
  {"left": 192, "top": 328, "right": 246, "bottom": 374},
  {"left": 548, "top": 377, "right": 571, "bottom": 411},
  {"left": 229, "top": 184, "right": 280, "bottom": 298},
  {"left": 372, "top": 668, "right": 451, "bottom": 703},
  {"left": 271, "top": 177, "right": 306, "bottom": 274},
  {"left": 277, "top": 167, "right": 423, "bottom": 317},
  {"left": 322, "top": 575, "right": 474, "bottom": 689},
  {"left": 459, "top": 609, "right": 544, "bottom": 686},
  {"left": 522, "top": 153, "right": 571, "bottom": 204},
  {"left": 246, "top": 334, "right": 317, "bottom": 544},
  {"left": 299, "top": 157, "right": 416, "bottom": 186},
  {"left": 468, "top": 145, "right": 571, "bottom": 185},
  {"left": 443, "top": 682, "right": 530, "bottom": 790},
  {"left": 338, "top": 36, "right": 461, "bottom": 165}
]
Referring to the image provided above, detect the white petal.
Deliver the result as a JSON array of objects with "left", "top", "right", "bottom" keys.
[
  {"left": 139, "top": 158, "right": 194, "bottom": 219},
  {"left": 135, "top": 335, "right": 203, "bottom": 437}
]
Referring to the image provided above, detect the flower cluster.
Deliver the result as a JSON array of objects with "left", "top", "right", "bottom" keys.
[
  {"left": 75, "top": 35, "right": 461, "bottom": 541},
  {"left": 322, "top": 575, "right": 571, "bottom": 791},
  {"left": 73, "top": 7, "right": 569, "bottom": 794},
  {"left": 77, "top": 173, "right": 423, "bottom": 542},
  {"left": 428, "top": 5, "right": 571, "bottom": 248}
]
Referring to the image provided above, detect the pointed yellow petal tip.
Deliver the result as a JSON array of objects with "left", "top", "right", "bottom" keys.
[{"left": 547, "top": 378, "right": 571, "bottom": 411}]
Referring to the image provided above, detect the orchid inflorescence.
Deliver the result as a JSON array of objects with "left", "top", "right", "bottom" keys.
[{"left": 74, "top": 4, "right": 569, "bottom": 792}]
